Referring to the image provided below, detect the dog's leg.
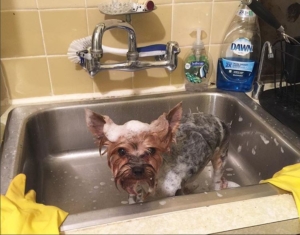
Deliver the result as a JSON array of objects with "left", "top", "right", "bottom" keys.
[
  {"left": 210, "top": 120, "right": 231, "bottom": 191},
  {"left": 180, "top": 181, "right": 200, "bottom": 195},
  {"left": 128, "top": 194, "right": 137, "bottom": 204},
  {"left": 211, "top": 146, "right": 228, "bottom": 190}
]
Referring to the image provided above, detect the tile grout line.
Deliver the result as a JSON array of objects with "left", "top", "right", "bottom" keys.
[
  {"left": 208, "top": 0, "right": 215, "bottom": 55},
  {"left": 169, "top": 0, "right": 175, "bottom": 86},
  {"left": 35, "top": 0, "right": 54, "bottom": 96},
  {"left": 0, "top": 55, "right": 68, "bottom": 61},
  {"left": 84, "top": 0, "right": 96, "bottom": 94},
  {"left": 0, "top": 7, "right": 110, "bottom": 13}
]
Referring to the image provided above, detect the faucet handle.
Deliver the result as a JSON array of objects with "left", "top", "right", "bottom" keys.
[{"left": 76, "top": 49, "right": 91, "bottom": 64}]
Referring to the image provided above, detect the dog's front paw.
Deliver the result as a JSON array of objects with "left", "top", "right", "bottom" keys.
[
  {"left": 213, "top": 177, "right": 228, "bottom": 191},
  {"left": 213, "top": 177, "right": 240, "bottom": 191},
  {"left": 128, "top": 194, "right": 137, "bottom": 204}
]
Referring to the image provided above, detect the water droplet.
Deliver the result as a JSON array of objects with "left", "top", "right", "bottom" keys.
[
  {"left": 281, "top": 147, "right": 284, "bottom": 153},
  {"left": 93, "top": 186, "right": 99, "bottom": 189},
  {"left": 110, "top": 177, "right": 114, "bottom": 181},
  {"left": 237, "top": 145, "right": 242, "bottom": 152},
  {"left": 260, "top": 135, "right": 269, "bottom": 145},
  {"left": 226, "top": 168, "right": 233, "bottom": 171},
  {"left": 74, "top": 176, "right": 79, "bottom": 180},
  {"left": 93, "top": 200, "right": 97, "bottom": 203},
  {"left": 216, "top": 192, "right": 223, "bottom": 197},
  {"left": 159, "top": 200, "right": 166, "bottom": 205},
  {"left": 252, "top": 148, "right": 256, "bottom": 155},
  {"left": 238, "top": 116, "right": 243, "bottom": 122},
  {"left": 100, "top": 182, "right": 106, "bottom": 186},
  {"left": 121, "top": 201, "right": 128, "bottom": 204},
  {"left": 64, "top": 171, "right": 68, "bottom": 174},
  {"left": 274, "top": 138, "right": 279, "bottom": 146}
]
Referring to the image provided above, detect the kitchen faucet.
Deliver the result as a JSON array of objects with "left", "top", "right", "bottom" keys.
[
  {"left": 251, "top": 41, "right": 274, "bottom": 100},
  {"left": 79, "top": 19, "right": 180, "bottom": 77}
]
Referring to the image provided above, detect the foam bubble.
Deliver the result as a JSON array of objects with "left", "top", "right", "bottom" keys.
[
  {"left": 104, "top": 120, "right": 150, "bottom": 142},
  {"left": 159, "top": 200, "right": 167, "bottom": 205}
]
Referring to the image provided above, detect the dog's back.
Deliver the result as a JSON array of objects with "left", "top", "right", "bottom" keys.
[{"left": 156, "top": 111, "right": 230, "bottom": 197}]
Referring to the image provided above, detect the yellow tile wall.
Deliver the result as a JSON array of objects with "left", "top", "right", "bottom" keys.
[{"left": 0, "top": 0, "right": 240, "bottom": 101}]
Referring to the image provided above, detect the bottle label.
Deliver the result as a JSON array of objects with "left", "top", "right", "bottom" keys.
[
  {"left": 222, "top": 58, "right": 255, "bottom": 72},
  {"left": 237, "top": 8, "right": 255, "bottom": 17},
  {"left": 230, "top": 38, "right": 253, "bottom": 56},
  {"left": 185, "top": 60, "right": 209, "bottom": 83}
]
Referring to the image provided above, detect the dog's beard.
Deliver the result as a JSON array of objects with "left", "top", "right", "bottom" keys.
[{"left": 113, "top": 162, "right": 157, "bottom": 195}]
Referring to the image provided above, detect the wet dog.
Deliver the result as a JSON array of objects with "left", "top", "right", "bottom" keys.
[{"left": 85, "top": 102, "right": 230, "bottom": 203}]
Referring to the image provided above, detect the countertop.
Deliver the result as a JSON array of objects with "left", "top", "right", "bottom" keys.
[
  {"left": 1, "top": 88, "right": 300, "bottom": 234},
  {"left": 62, "top": 194, "right": 299, "bottom": 234}
]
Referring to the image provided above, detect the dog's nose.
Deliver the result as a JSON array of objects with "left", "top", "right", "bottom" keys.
[{"left": 132, "top": 167, "right": 144, "bottom": 176}]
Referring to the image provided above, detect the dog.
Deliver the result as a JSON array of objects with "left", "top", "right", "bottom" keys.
[{"left": 85, "top": 102, "right": 230, "bottom": 203}]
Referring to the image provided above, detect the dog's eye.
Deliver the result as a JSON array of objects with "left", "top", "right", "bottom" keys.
[
  {"left": 118, "top": 148, "right": 127, "bottom": 156},
  {"left": 147, "top": 147, "right": 156, "bottom": 155}
]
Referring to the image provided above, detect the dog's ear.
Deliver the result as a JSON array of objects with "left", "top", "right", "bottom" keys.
[
  {"left": 85, "top": 109, "right": 115, "bottom": 146},
  {"left": 166, "top": 102, "right": 182, "bottom": 135},
  {"left": 150, "top": 102, "right": 182, "bottom": 148}
]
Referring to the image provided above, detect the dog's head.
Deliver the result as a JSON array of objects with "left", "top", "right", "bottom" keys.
[{"left": 85, "top": 102, "right": 182, "bottom": 197}]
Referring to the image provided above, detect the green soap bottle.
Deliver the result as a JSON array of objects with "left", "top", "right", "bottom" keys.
[{"left": 184, "top": 28, "right": 212, "bottom": 91}]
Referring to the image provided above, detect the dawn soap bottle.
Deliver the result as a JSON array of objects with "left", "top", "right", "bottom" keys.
[
  {"left": 184, "top": 28, "right": 212, "bottom": 92},
  {"left": 216, "top": 2, "right": 261, "bottom": 92}
]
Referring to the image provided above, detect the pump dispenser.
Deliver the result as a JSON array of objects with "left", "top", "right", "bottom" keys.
[{"left": 184, "top": 28, "right": 212, "bottom": 91}]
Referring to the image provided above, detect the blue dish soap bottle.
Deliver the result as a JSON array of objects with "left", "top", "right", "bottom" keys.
[
  {"left": 184, "top": 28, "right": 212, "bottom": 92},
  {"left": 217, "top": 2, "right": 261, "bottom": 92}
]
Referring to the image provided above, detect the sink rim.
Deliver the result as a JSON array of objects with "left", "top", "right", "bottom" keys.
[{"left": 1, "top": 89, "right": 300, "bottom": 231}]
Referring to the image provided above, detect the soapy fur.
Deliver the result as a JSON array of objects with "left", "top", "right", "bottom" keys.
[{"left": 85, "top": 102, "right": 230, "bottom": 202}]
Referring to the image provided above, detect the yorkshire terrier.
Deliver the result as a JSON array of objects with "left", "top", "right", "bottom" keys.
[{"left": 85, "top": 102, "right": 230, "bottom": 203}]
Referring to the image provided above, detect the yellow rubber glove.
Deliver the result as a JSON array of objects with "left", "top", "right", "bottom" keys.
[
  {"left": 1, "top": 174, "right": 68, "bottom": 234},
  {"left": 260, "top": 163, "right": 300, "bottom": 217}
]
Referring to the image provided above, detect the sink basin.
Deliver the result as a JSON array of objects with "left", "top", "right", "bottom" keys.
[{"left": 1, "top": 89, "right": 300, "bottom": 231}]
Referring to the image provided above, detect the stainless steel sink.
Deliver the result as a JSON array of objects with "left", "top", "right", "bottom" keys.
[{"left": 1, "top": 89, "right": 300, "bottom": 231}]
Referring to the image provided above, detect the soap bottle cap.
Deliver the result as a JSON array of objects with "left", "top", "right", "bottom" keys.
[
  {"left": 193, "top": 28, "right": 204, "bottom": 50},
  {"left": 192, "top": 28, "right": 205, "bottom": 60}
]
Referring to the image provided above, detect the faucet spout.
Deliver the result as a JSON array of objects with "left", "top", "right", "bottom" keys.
[
  {"left": 91, "top": 19, "right": 138, "bottom": 61},
  {"left": 79, "top": 19, "right": 180, "bottom": 77},
  {"left": 252, "top": 41, "right": 274, "bottom": 100}
]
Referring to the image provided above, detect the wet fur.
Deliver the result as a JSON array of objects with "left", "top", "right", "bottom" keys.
[{"left": 85, "top": 103, "right": 230, "bottom": 202}]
